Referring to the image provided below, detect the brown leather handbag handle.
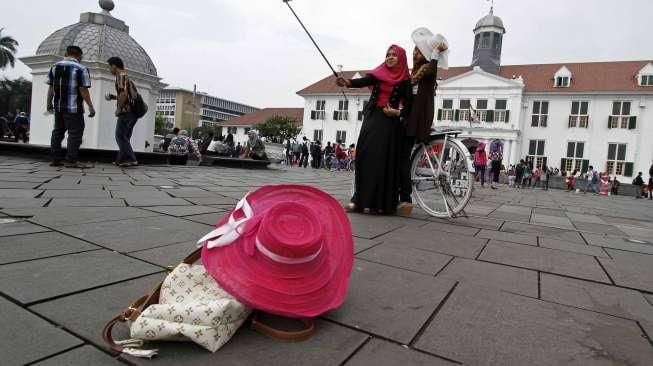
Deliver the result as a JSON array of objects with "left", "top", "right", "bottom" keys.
[
  {"left": 102, "top": 247, "right": 202, "bottom": 353},
  {"left": 250, "top": 312, "right": 315, "bottom": 342}
]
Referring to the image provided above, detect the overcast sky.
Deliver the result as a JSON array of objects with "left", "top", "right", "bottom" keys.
[{"left": 1, "top": 0, "right": 652, "bottom": 107}]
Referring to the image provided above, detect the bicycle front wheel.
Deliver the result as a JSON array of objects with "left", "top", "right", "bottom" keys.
[{"left": 410, "top": 138, "right": 474, "bottom": 218}]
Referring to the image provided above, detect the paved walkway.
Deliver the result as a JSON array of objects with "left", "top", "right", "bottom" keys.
[{"left": 1, "top": 156, "right": 652, "bottom": 365}]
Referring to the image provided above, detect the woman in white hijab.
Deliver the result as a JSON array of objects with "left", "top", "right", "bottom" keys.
[
  {"left": 242, "top": 130, "right": 268, "bottom": 160},
  {"left": 397, "top": 28, "right": 449, "bottom": 215}
]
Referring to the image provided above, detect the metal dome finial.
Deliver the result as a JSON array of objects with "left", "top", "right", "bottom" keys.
[{"left": 99, "top": 0, "right": 115, "bottom": 15}]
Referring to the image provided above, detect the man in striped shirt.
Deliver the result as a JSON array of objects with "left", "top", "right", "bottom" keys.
[{"left": 46, "top": 45, "right": 95, "bottom": 168}]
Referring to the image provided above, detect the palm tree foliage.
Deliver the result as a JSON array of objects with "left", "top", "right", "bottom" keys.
[{"left": 0, "top": 28, "right": 19, "bottom": 69}]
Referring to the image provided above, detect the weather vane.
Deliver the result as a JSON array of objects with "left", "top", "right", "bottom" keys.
[{"left": 487, "top": 0, "right": 495, "bottom": 13}]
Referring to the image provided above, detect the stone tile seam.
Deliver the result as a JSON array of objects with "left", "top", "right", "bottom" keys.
[
  {"left": 353, "top": 241, "right": 385, "bottom": 256},
  {"left": 320, "top": 316, "right": 463, "bottom": 365},
  {"left": 337, "top": 335, "right": 372, "bottom": 366},
  {"left": 24, "top": 270, "right": 166, "bottom": 308},
  {"left": 354, "top": 257, "right": 442, "bottom": 278},
  {"left": 475, "top": 258, "right": 651, "bottom": 291},
  {"left": 433, "top": 256, "right": 456, "bottom": 278},
  {"left": 408, "top": 282, "right": 460, "bottom": 347},
  {"left": 593, "top": 256, "right": 617, "bottom": 286},
  {"left": 508, "top": 289, "right": 653, "bottom": 325},
  {"left": 21, "top": 219, "right": 180, "bottom": 270},
  {"left": 0, "top": 248, "right": 103, "bottom": 266}
]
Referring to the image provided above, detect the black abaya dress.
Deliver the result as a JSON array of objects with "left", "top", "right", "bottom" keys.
[{"left": 348, "top": 74, "right": 412, "bottom": 214}]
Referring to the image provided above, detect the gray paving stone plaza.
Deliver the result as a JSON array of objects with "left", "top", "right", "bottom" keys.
[{"left": 1, "top": 156, "right": 652, "bottom": 365}]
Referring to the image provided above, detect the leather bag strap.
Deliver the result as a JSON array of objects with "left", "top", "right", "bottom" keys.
[{"left": 250, "top": 312, "right": 315, "bottom": 342}]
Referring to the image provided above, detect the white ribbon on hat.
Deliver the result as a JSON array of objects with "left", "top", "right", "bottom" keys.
[
  {"left": 197, "top": 193, "right": 324, "bottom": 265},
  {"left": 196, "top": 193, "right": 253, "bottom": 249}
]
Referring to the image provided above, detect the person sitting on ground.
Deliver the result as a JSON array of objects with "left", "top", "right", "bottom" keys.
[
  {"left": 207, "top": 135, "right": 228, "bottom": 156},
  {"left": 567, "top": 169, "right": 578, "bottom": 191},
  {"left": 13, "top": 112, "right": 30, "bottom": 143},
  {"left": 611, "top": 176, "right": 620, "bottom": 196},
  {"left": 241, "top": 130, "right": 268, "bottom": 161},
  {"left": 162, "top": 127, "right": 179, "bottom": 152},
  {"left": 168, "top": 130, "right": 201, "bottom": 165}
]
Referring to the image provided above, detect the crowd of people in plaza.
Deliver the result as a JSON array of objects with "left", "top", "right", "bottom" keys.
[
  {"left": 0, "top": 111, "right": 30, "bottom": 143},
  {"left": 478, "top": 157, "right": 653, "bottom": 199},
  {"left": 283, "top": 137, "right": 356, "bottom": 171}
]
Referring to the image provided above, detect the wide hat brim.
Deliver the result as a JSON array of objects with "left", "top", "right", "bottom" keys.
[{"left": 201, "top": 184, "right": 354, "bottom": 318}]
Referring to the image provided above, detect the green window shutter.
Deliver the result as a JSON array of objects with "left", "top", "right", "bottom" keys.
[
  {"left": 581, "top": 160, "right": 589, "bottom": 174},
  {"left": 333, "top": 111, "right": 338, "bottom": 120},
  {"left": 454, "top": 109, "right": 460, "bottom": 121},
  {"left": 607, "top": 116, "right": 612, "bottom": 129},
  {"left": 560, "top": 158, "right": 567, "bottom": 172},
  {"left": 437, "top": 109, "right": 443, "bottom": 121},
  {"left": 505, "top": 110, "right": 510, "bottom": 123},
  {"left": 628, "top": 116, "right": 637, "bottom": 130},
  {"left": 310, "top": 111, "right": 316, "bottom": 120},
  {"left": 568, "top": 115, "right": 573, "bottom": 128},
  {"left": 624, "top": 162, "right": 634, "bottom": 177},
  {"left": 487, "top": 110, "right": 494, "bottom": 122}
]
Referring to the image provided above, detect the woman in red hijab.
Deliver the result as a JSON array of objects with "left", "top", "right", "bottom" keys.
[{"left": 337, "top": 45, "right": 412, "bottom": 214}]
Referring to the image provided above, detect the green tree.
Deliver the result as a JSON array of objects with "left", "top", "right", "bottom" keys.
[
  {"left": 0, "top": 29, "right": 19, "bottom": 69},
  {"left": 256, "top": 115, "right": 301, "bottom": 144},
  {"left": 154, "top": 114, "right": 167, "bottom": 135},
  {"left": 0, "top": 77, "right": 31, "bottom": 117}
]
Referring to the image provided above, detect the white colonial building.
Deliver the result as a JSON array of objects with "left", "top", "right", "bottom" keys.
[{"left": 298, "top": 9, "right": 653, "bottom": 179}]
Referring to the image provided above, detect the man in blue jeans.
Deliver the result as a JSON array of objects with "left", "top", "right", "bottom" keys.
[
  {"left": 106, "top": 57, "right": 139, "bottom": 167},
  {"left": 46, "top": 45, "right": 96, "bottom": 168}
]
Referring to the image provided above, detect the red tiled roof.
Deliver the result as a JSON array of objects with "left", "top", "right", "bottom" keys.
[
  {"left": 219, "top": 108, "right": 304, "bottom": 127},
  {"left": 297, "top": 60, "right": 653, "bottom": 95}
]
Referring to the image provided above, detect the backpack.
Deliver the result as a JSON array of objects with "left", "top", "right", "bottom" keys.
[
  {"left": 168, "top": 136, "right": 189, "bottom": 156},
  {"left": 132, "top": 93, "right": 148, "bottom": 119}
]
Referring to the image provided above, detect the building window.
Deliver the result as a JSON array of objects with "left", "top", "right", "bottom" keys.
[
  {"left": 609, "top": 101, "right": 636, "bottom": 129},
  {"left": 474, "top": 34, "right": 480, "bottom": 50},
  {"left": 336, "top": 130, "right": 347, "bottom": 144},
  {"left": 311, "top": 100, "right": 326, "bottom": 120},
  {"left": 531, "top": 101, "right": 548, "bottom": 127},
  {"left": 569, "top": 101, "right": 589, "bottom": 128},
  {"left": 492, "top": 33, "right": 502, "bottom": 50},
  {"left": 227, "top": 127, "right": 237, "bottom": 134},
  {"left": 494, "top": 99, "right": 509, "bottom": 122},
  {"left": 474, "top": 99, "right": 488, "bottom": 122},
  {"left": 563, "top": 141, "right": 586, "bottom": 173},
  {"left": 458, "top": 99, "right": 471, "bottom": 122},
  {"left": 480, "top": 32, "right": 491, "bottom": 49},
  {"left": 555, "top": 76, "right": 570, "bottom": 87},
  {"left": 313, "top": 129, "right": 323, "bottom": 142},
  {"left": 334, "top": 100, "right": 349, "bottom": 121},
  {"left": 606, "top": 143, "right": 633, "bottom": 176},
  {"left": 527, "top": 140, "right": 546, "bottom": 168},
  {"left": 357, "top": 101, "right": 369, "bottom": 121},
  {"left": 244, "top": 128, "right": 251, "bottom": 135},
  {"left": 641, "top": 75, "right": 653, "bottom": 86},
  {"left": 440, "top": 99, "right": 454, "bottom": 120}
]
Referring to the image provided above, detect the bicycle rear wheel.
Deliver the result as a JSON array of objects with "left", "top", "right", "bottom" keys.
[{"left": 410, "top": 138, "right": 474, "bottom": 217}]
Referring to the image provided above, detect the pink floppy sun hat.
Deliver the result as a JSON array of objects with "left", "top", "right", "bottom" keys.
[{"left": 198, "top": 185, "right": 354, "bottom": 319}]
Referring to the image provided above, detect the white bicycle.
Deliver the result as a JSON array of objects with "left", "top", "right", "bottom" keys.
[
  {"left": 410, "top": 129, "right": 474, "bottom": 217},
  {"left": 351, "top": 128, "right": 474, "bottom": 218}
]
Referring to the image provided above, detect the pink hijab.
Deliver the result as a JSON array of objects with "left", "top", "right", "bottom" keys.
[
  {"left": 369, "top": 44, "right": 409, "bottom": 87},
  {"left": 369, "top": 45, "right": 409, "bottom": 106}
]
